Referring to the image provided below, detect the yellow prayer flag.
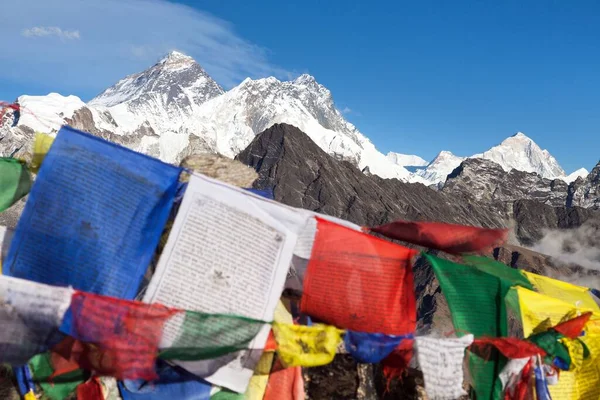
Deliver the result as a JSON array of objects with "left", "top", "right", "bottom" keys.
[
  {"left": 274, "top": 300, "right": 293, "bottom": 324},
  {"left": 24, "top": 391, "right": 36, "bottom": 400},
  {"left": 30, "top": 132, "right": 55, "bottom": 173},
  {"left": 523, "top": 271, "right": 600, "bottom": 312},
  {"left": 273, "top": 322, "right": 343, "bottom": 368},
  {"left": 514, "top": 286, "right": 600, "bottom": 399},
  {"left": 245, "top": 351, "right": 275, "bottom": 400},
  {"left": 514, "top": 286, "right": 597, "bottom": 336}
]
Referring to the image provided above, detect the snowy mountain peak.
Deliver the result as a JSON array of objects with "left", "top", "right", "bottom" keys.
[
  {"left": 472, "top": 132, "right": 566, "bottom": 179},
  {"left": 163, "top": 50, "right": 194, "bottom": 62},
  {"left": 386, "top": 152, "right": 428, "bottom": 167},
  {"left": 293, "top": 73, "right": 317, "bottom": 85},
  {"left": 87, "top": 52, "right": 223, "bottom": 136},
  {"left": 563, "top": 168, "right": 589, "bottom": 183},
  {"left": 410, "top": 150, "right": 466, "bottom": 184}
]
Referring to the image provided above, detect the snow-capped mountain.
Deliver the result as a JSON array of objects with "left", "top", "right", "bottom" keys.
[
  {"left": 410, "top": 132, "right": 570, "bottom": 185},
  {"left": 411, "top": 151, "right": 466, "bottom": 185},
  {"left": 471, "top": 132, "right": 566, "bottom": 179},
  {"left": 179, "top": 74, "right": 411, "bottom": 180},
  {"left": 88, "top": 51, "right": 224, "bottom": 135},
  {"left": 2, "top": 52, "right": 410, "bottom": 179},
  {"left": 564, "top": 168, "right": 589, "bottom": 184},
  {"left": 386, "top": 152, "right": 428, "bottom": 167},
  {"left": 0, "top": 51, "right": 587, "bottom": 187}
]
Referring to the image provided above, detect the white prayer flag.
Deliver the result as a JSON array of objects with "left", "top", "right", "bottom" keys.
[
  {"left": 415, "top": 334, "right": 474, "bottom": 400},
  {"left": 0, "top": 275, "right": 73, "bottom": 365}
]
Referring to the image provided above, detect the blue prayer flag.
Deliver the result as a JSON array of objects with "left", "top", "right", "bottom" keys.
[
  {"left": 118, "top": 361, "right": 211, "bottom": 400},
  {"left": 4, "top": 126, "right": 181, "bottom": 299},
  {"left": 344, "top": 331, "right": 411, "bottom": 363}
]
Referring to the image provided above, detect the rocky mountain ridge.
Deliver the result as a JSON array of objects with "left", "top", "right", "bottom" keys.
[{"left": 442, "top": 157, "right": 600, "bottom": 212}]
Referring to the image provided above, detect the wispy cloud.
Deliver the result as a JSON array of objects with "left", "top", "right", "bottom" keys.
[
  {"left": 0, "top": 0, "right": 292, "bottom": 98},
  {"left": 22, "top": 26, "right": 80, "bottom": 40},
  {"left": 341, "top": 106, "right": 352, "bottom": 114}
]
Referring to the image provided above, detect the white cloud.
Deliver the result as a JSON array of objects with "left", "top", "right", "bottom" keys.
[
  {"left": 0, "top": 0, "right": 292, "bottom": 97},
  {"left": 341, "top": 106, "right": 352, "bottom": 114},
  {"left": 22, "top": 26, "right": 80, "bottom": 40}
]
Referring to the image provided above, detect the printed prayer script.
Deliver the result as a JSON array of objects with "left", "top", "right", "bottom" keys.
[
  {"left": 415, "top": 334, "right": 474, "bottom": 400},
  {"left": 143, "top": 173, "right": 305, "bottom": 393},
  {"left": 3, "top": 126, "right": 182, "bottom": 299}
]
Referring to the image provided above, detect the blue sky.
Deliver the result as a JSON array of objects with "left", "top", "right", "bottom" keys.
[{"left": 1, "top": 0, "right": 598, "bottom": 173}]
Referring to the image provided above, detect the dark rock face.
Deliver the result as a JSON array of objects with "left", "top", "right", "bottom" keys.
[
  {"left": 237, "top": 124, "right": 599, "bottom": 243},
  {"left": 568, "top": 161, "right": 600, "bottom": 210},
  {"left": 443, "top": 158, "right": 568, "bottom": 207}
]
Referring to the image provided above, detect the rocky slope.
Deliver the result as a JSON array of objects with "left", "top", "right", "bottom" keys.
[{"left": 441, "top": 157, "right": 600, "bottom": 214}]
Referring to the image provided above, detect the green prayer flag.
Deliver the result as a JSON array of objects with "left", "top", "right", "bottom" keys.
[
  {"left": 425, "top": 253, "right": 508, "bottom": 400},
  {"left": 528, "top": 330, "right": 570, "bottom": 367},
  {"left": 0, "top": 158, "right": 31, "bottom": 211},
  {"left": 462, "top": 255, "right": 535, "bottom": 290},
  {"left": 159, "top": 311, "right": 268, "bottom": 361},
  {"left": 29, "top": 353, "right": 87, "bottom": 400},
  {"left": 211, "top": 389, "right": 245, "bottom": 399}
]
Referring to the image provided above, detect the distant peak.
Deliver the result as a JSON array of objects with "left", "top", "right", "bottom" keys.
[
  {"left": 159, "top": 51, "right": 195, "bottom": 65},
  {"left": 511, "top": 132, "right": 530, "bottom": 139},
  {"left": 436, "top": 150, "right": 456, "bottom": 158},
  {"left": 293, "top": 73, "right": 317, "bottom": 84}
]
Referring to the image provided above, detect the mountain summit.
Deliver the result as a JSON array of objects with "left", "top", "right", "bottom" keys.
[
  {"left": 88, "top": 51, "right": 224, "bottom": 135},
  {"left": 411, "top": 132, "right": 568, "bottom": 185},
  {"left": 471, "top": 132, "right": 566, "bottom": 179}
]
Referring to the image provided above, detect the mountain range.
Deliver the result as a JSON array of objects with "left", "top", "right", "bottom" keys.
[
  {"left": 1, "top": 51, "right": 599, "bottom": 400},
  {"left": 0, "top": 51, "right": 592, "bottom": 188}
]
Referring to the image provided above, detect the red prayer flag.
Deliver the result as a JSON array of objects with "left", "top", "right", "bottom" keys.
[
  {"left": 369, "top": 220, "right": 508, "bottom": 254},
  {"left": 553, "top": 312, "right": 592, "bottom": 339},
  {"left": 470, "top": 337, "right": 546, "bottom": 360},
  {"left": 301, "top": 218, "right": 418, "bottom": 334},
  {"left": 263, "top": 359, "right": 305, "bottom": 400},
  {"left": 77, "top": 377, "right": 104, "bottom": 400},
  {"left": 65, "top": 291, "right": 178, "bottom": 380},
  {"left": 49, "top": 339, "right": 82, "bottom": 378},
  {"left": 381, "top": 338, "right": 414, "bottom": 387}
]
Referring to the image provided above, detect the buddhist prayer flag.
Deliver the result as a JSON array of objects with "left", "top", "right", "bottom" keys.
[
  {"left": 118, "top": 360, "right": 211, "bottom": 400},
  {"left": 514, "top": 286, "right": 600, "bottom": 399},
  {"left": 0, "top": 275, "right": 73, "bottom": 365},
  {"left": 61, "top": 291, "right": 177, "bottom": 380},
  {"left": 0, "top": 157, "right": 31, "bottom": 212},
  {"left": 462, "top": 255, "right": 534, "bottom": 290},
  {"left": 245, "top": 352, "right": 275, "bottom": 400},
  {"left": 159, "top": 311, "right": 267, "bottom": 361},
  {"left": 263, "top": 359, "right": 305, "bottom": 400},
  {"left": 553, "top": 312, "right": 592, "bottom": 339},
  {"left": 522, "top": 271, "right": 600, "bottom": 312},
  {"left": 272, "top": 322, "right": 343, "bottom": 367},
  {"left": 76, "top": 377, "right": 104, "bottom": 400},
  {"left": 370, "top": 220, "right": 507, "bottom": 254},
  {"left": 344, "top": 331, "right": 409, "bottom": 363},
  {"left": 30, "top": 132, "right": 55, "bottom": 173},
  {"left": 29, "top": 352, "right": 86, "bottom": 400},
  {"left": 426, "top": 254, "right": 508, "bottom": 400},
  {"left": 470, "top": 337, "right": 546, "bottom": 359},
  {"left": 301, "top": 217, "right": 418, "bottom": 334},
  {"left": 4, "top": 126, "right": 182, "bottom": 299},
  {"left": 142, "top": 173, "right": 307, "bottom": 393},
  {"left": 415, "top": 334, "right": 473, "bottom": 400}
]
